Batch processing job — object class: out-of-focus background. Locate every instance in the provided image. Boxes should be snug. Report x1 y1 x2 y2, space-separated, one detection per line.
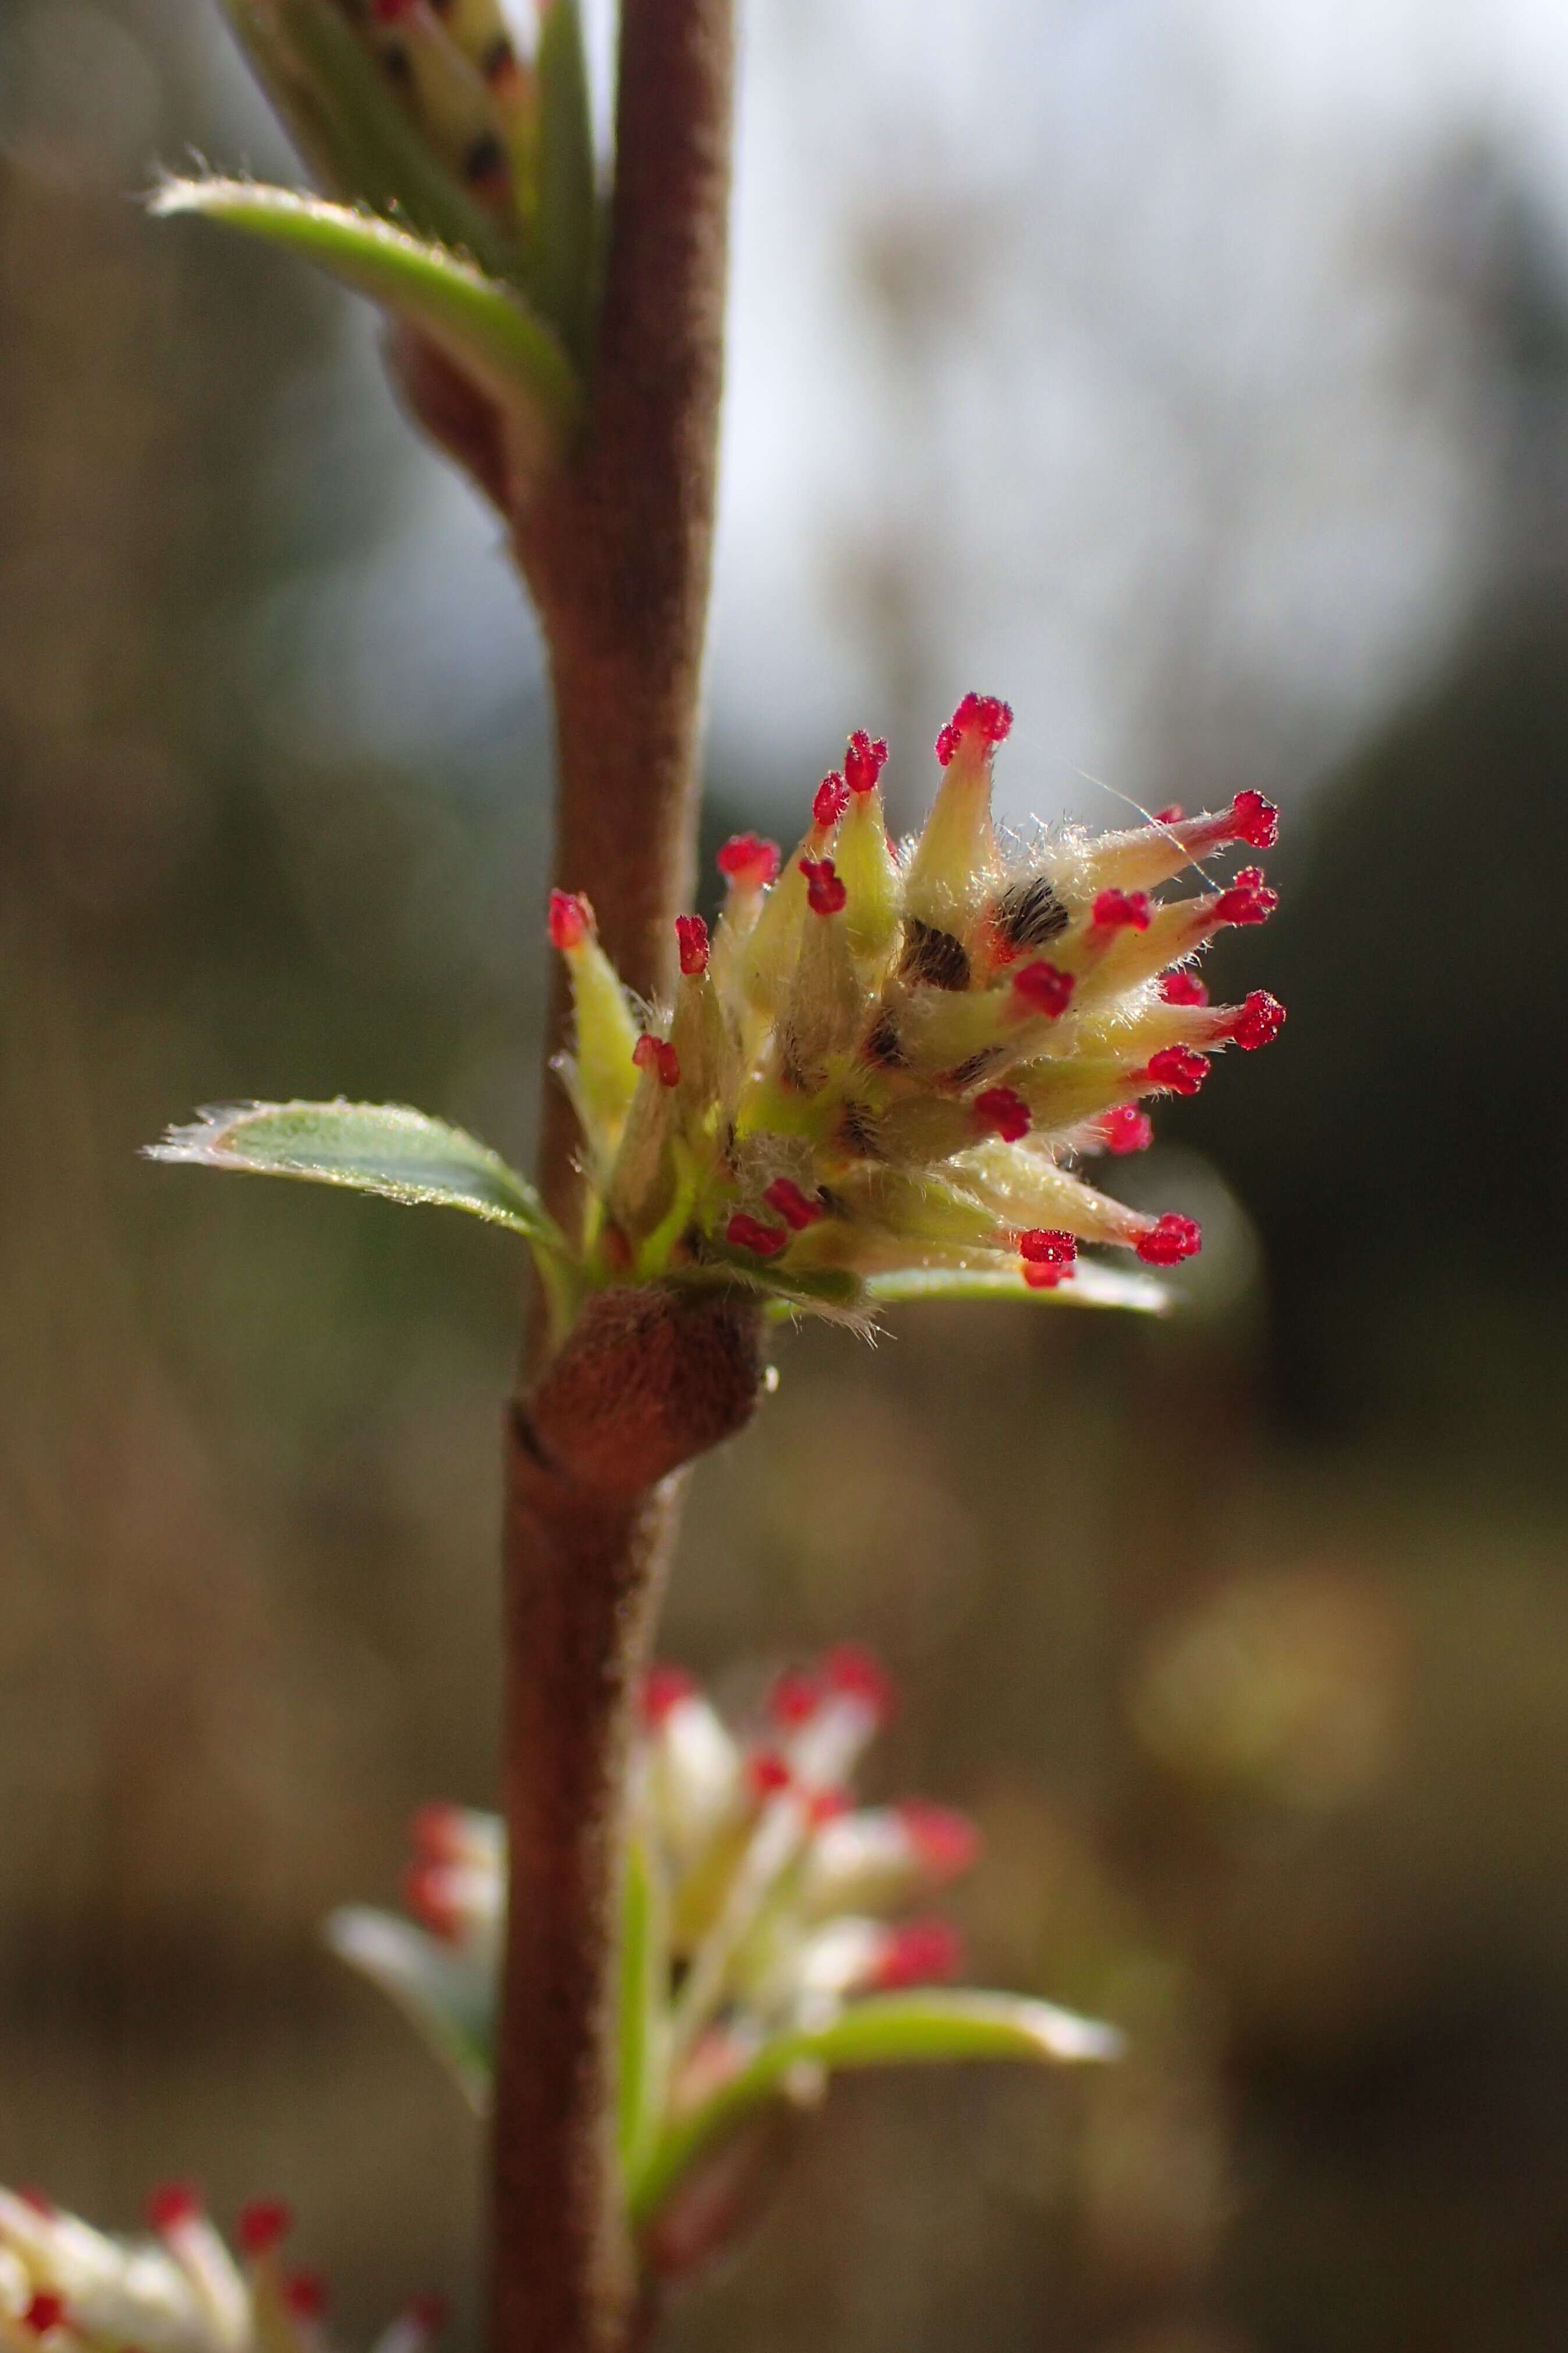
5 2 1568 2347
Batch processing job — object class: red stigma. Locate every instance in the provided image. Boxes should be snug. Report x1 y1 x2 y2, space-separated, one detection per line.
641 1665 697 1727
1160 968 1208 1006
410 1803 465 1861
16 2189 55 2217
807 1785 851 1828
373 0 419 18
1092 888 1152 932
717 832 781 889
547 889 593 952
1145 1045 1210 1096
1011 960 1075 1017
767 1666 823 1728
1135 1212 1202 1266
1099 1105 1153 1155
22 2297 66 2337
403 1860 461 1942
746 1748 794 1800
823 1644 897 1723
898 1800 981 1881
799 856 847 915
1213 865 1278 926
763 1177 824 1231
1229 789 1279 850
844 732 889 794
1019 1228 1077 1289
813 773 850 829
632 1034 681 1088
675 914 710 976
147 2183 202 2234
1154 803 1184 824
1228 989 1286 1050
725 1211 790 1258
409 2295 451 2336
283 2272 330 2322
973 1086 1030 1143
872 1917 964 1991
237 2200 293 2257
935 691 1013 766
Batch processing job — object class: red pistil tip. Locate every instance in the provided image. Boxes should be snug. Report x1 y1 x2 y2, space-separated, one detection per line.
237 2200 293 2258
1092 887 1152 932
768 1666 824 1728
1229 789 1279 850
1019 1228 1077 1289
799 856 848 915
844 731 889 794
373 0 418 19
147 2183 202 2234
1154 803 1184 824
403 1861 461 1942
807 1785 851 1827
823 1644 897 1723
640 1665 698 1727
1160 967 1208 1006
15 2189 55 2218
1135 1211 1203 1266
898 1800 981 1881
725 1211 790 1258
935 691 1014 766
763 1176 824 1231
283 2271 330 2322
1228 988 1286 1050
675 914 710 977
1145 1044 1210 1096
408 2295 450 2336
813 773 850 829
22 2297 66 2337
1213 865 1278 927
410 1802 465 1861
547 889 593 952
746 1748 794 1800
1099 1105 1153 1155
872 1917 965 1991
632 1034 681 1088
1012 960 1075 1017
973 1085 1030 1143
717 832 781 889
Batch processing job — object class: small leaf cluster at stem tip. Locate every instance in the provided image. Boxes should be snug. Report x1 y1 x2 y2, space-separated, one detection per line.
326 1645 1121 2277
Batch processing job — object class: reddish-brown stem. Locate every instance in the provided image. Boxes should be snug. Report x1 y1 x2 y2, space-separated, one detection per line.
486 5 744 2352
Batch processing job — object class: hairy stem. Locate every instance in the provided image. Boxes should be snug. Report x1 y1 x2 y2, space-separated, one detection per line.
489 5 741 2350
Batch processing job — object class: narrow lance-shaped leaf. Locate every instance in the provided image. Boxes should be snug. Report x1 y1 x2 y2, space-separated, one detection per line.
616 1832 668 2188
152 182 579 467
629 1989 1124 2224
863 1261 1170 1315
534 0 599 361
148 1100 565 1245
325 1907 491 2110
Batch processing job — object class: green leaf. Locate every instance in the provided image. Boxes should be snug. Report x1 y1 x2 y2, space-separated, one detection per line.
148 1099 567 1247
616 1833 668 2187
864 1260 1170 1314
152 181 578 461
630 1989 1123 2224
534 0 599 360
325 1907 491 2110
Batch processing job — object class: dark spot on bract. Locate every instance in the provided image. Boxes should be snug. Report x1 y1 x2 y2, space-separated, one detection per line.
462 133 507 188
837 1103 882 1157
944 1048 1004 1090
862 1009 906 1069
993 872 1068 951
482 33 516 81
901 918 971 991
